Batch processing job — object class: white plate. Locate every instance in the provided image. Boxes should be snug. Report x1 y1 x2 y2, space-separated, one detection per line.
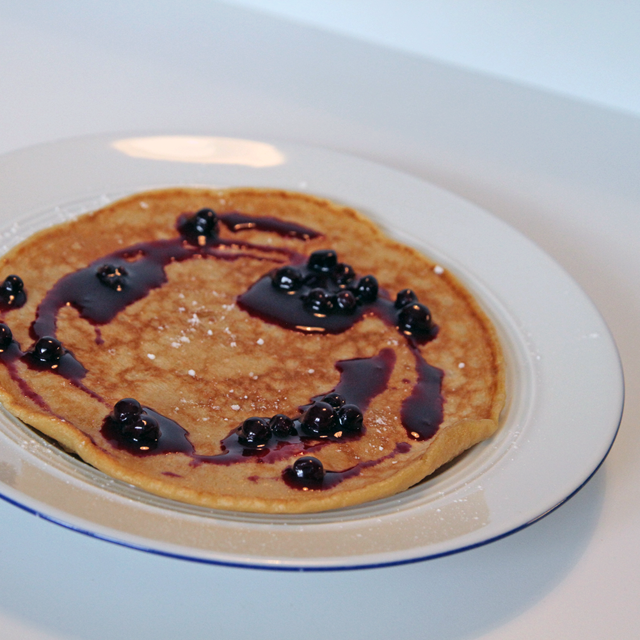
0 134 623 570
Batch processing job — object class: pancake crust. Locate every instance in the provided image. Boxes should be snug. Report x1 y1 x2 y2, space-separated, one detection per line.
0 188 505 513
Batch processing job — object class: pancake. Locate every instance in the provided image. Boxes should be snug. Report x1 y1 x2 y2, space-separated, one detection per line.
0 188 505 513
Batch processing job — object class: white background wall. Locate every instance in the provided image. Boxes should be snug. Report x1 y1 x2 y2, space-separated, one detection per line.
222 0 640 117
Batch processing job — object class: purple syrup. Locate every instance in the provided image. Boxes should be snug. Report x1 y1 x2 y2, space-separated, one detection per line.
2 335 90 396
283 441 412 490
219 212 322 240
237 271 371 334
1 204 448 492
196 348 397 466
0 340 69 415
0 210 321 437
333 348 396 411
0 340 22 365
237 261 438 343
0 290 26 312
30 238 287 341
401 344 444 440
101 407 195 456
24 349 87 380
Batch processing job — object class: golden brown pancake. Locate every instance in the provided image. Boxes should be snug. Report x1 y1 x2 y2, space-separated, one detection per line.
0 188 505 513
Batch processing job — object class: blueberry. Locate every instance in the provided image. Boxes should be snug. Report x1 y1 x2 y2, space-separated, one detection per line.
354 275 378 303
238 417 272 446
333 262 355 285
303 288 334 315
32 337 64 364
291 456 325 483
0 323 12 349
335 290 357 314
271 266 303 292
269 414 297 438
113 398 143 424
322 392 345 409
179 208 219 245
0 275 24 305
337 404 364 433
397 303 433 336
121 414 160 445
301 401 336 436
395 288 418 309
191 208 219 237
96 264 128 291
308 249 337 273
2 275 23 294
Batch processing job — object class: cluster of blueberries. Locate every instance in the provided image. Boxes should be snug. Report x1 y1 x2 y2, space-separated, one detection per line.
237 393 363 483
110 398 160 447
237 391 364 448
238 391 364 484
272 249 434 337
271 249 377 316
393 289 433 338
0 274 25 309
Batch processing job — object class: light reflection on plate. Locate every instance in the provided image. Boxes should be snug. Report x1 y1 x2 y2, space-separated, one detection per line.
0 134 623 570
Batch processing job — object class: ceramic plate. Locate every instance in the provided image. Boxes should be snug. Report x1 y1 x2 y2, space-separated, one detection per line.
0 134 623 570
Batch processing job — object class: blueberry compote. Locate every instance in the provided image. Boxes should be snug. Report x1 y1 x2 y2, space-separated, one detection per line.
237 250 384 334
237 250 439 343
24 336 87 379
400 343 445 441
283 442 412 491
1 201 451 497
102 398 194 455
30 208 313 344
197 348 404 490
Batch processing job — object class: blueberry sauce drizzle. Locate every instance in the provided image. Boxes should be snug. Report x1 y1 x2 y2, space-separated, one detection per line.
97 348 401 465
31 238 284 341
301 347 396 413
1 205 449 494
237 258 439 343
102 407 194 456
0 328 89 415
283 442 412 491
218 212 322 239
193 348 397 466
0 334 52 412
1 210 308 410
401 342 445 441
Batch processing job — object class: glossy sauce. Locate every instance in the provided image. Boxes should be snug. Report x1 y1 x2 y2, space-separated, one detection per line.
283 442 412 491
101 407 195 456
237 263 438 344
194 348 397 466
2 206 447 492
219 212 322 239
401 344 445 440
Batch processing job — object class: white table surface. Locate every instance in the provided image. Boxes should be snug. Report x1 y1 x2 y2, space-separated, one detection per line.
1 3 639 639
